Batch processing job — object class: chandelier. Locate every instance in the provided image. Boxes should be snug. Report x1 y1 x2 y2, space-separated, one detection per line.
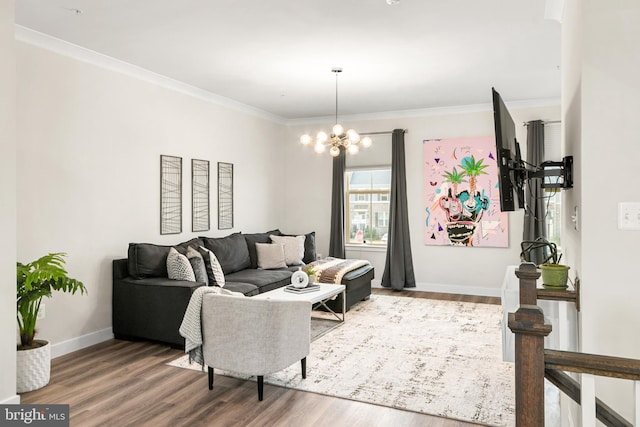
300 68 372 157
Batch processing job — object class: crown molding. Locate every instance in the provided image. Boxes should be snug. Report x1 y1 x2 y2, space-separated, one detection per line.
285 98 560 127
14 26 287 125
15 26 559 127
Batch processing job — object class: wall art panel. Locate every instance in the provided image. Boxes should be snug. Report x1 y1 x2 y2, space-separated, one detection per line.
423 137 508 247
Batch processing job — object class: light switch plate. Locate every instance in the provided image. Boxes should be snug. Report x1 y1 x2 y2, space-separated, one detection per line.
618 202 640 230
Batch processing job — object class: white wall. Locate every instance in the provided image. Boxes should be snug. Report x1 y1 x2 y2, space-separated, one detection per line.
16 42 286 349
285 103 560 294
0 0 18 405
565 0 640 421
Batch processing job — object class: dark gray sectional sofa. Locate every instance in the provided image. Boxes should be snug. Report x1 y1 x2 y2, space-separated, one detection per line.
112 230 374 348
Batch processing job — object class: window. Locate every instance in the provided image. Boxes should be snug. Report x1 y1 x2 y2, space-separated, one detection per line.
345 169 391 245
543 123 562 247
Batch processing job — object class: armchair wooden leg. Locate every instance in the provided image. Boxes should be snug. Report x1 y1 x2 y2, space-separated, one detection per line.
208 367 214 390
257 376 264 401
301 357 307 379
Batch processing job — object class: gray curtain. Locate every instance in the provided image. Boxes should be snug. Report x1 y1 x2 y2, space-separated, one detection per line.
523 120 547 263
329 147 345 258
382 129 416 289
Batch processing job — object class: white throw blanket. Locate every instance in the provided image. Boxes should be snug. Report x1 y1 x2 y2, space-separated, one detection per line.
179 286 243 368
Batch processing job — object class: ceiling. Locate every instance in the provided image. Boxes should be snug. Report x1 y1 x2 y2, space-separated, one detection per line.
15 0 561 121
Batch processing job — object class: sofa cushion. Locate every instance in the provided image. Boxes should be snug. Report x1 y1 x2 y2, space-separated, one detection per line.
256 243 287 269
175 237 204 254
223 281 259 297
186 247 208 285
224 269 292 293
128 243 172 279
244 229 282 269
270 235 305 266
127 239 205 280
167 248 196 282
201 233 251 274
284 231 317 263
198 246 226 287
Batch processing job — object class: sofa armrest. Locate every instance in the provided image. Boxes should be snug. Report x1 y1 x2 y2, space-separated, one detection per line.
112 259 204 347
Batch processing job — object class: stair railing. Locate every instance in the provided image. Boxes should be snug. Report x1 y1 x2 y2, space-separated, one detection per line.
508 263 640 426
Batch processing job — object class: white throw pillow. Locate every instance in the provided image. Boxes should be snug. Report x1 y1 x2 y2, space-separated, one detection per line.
256 243 287 269
167 247 196 282
270 235 305 266
199 246 226 287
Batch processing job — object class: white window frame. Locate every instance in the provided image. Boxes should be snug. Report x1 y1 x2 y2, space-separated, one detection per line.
345 167 391 246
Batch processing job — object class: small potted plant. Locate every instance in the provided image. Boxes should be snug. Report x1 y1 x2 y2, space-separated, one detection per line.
17 253 86 392
304 266 318 284
539 262 570 289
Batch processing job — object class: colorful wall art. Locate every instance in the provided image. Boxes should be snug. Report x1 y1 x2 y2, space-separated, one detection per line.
423 137 508 247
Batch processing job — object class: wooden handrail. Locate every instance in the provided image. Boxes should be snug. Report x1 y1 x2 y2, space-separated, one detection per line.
508 263 639 426
545 349 640 381
545 368 632 427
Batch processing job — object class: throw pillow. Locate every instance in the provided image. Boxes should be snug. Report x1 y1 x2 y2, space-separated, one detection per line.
270 235 305 266
284 231 317 263
255 243 287 269
200 233 250 274
166 247 196 282
199 246 226 287
243 229 282 269
186 247 209 285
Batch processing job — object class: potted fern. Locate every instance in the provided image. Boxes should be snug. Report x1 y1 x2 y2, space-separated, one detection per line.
16 253 86 392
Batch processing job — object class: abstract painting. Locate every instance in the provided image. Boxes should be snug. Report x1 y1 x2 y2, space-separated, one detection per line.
423 137 508 247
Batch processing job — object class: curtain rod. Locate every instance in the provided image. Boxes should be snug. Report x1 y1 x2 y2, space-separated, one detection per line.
359 129 408 136
523 120 561 126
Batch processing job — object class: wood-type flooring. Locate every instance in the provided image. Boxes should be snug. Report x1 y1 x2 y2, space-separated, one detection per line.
21 289 498 426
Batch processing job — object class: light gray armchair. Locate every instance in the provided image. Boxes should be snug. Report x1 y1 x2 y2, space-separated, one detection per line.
201 293 311 401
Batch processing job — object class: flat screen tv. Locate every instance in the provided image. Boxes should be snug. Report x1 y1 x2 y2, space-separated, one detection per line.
492 87 525 212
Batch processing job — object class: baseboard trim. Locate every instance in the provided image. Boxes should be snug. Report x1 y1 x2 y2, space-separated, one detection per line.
372 281 501 298
51 328 114 359
1 395 20 404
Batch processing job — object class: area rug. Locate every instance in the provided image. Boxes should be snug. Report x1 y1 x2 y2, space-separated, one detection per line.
168 294 515 426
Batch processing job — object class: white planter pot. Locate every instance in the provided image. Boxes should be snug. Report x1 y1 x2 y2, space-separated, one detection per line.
16 340 51 393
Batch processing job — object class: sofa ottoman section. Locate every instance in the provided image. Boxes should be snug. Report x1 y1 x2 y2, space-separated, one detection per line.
323 265 374 313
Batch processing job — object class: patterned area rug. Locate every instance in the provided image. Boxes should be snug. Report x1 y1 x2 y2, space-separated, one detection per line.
168 294 515 426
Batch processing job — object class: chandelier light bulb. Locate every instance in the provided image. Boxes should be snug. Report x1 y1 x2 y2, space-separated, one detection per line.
329 146 341 157
300 134 312 145
314 142 326 154
361 136 373 148
332 123 344 136
317 131 328 143
347 144 359 155
347 129 360 143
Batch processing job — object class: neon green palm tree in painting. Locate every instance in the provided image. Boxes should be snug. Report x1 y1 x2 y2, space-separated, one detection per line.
460 155 489 196
442 167 466 196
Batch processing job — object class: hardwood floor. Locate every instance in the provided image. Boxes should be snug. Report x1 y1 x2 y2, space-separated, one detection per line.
21 289 494 427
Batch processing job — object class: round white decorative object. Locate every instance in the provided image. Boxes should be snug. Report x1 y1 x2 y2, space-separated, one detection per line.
291 270 309 288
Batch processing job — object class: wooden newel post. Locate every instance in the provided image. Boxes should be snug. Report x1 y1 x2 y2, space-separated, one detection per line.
508 263 552 426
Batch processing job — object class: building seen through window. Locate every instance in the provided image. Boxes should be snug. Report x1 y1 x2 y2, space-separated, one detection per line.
345 169 391 245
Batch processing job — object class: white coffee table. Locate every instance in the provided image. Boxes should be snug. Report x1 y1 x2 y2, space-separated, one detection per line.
253 283 346 337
